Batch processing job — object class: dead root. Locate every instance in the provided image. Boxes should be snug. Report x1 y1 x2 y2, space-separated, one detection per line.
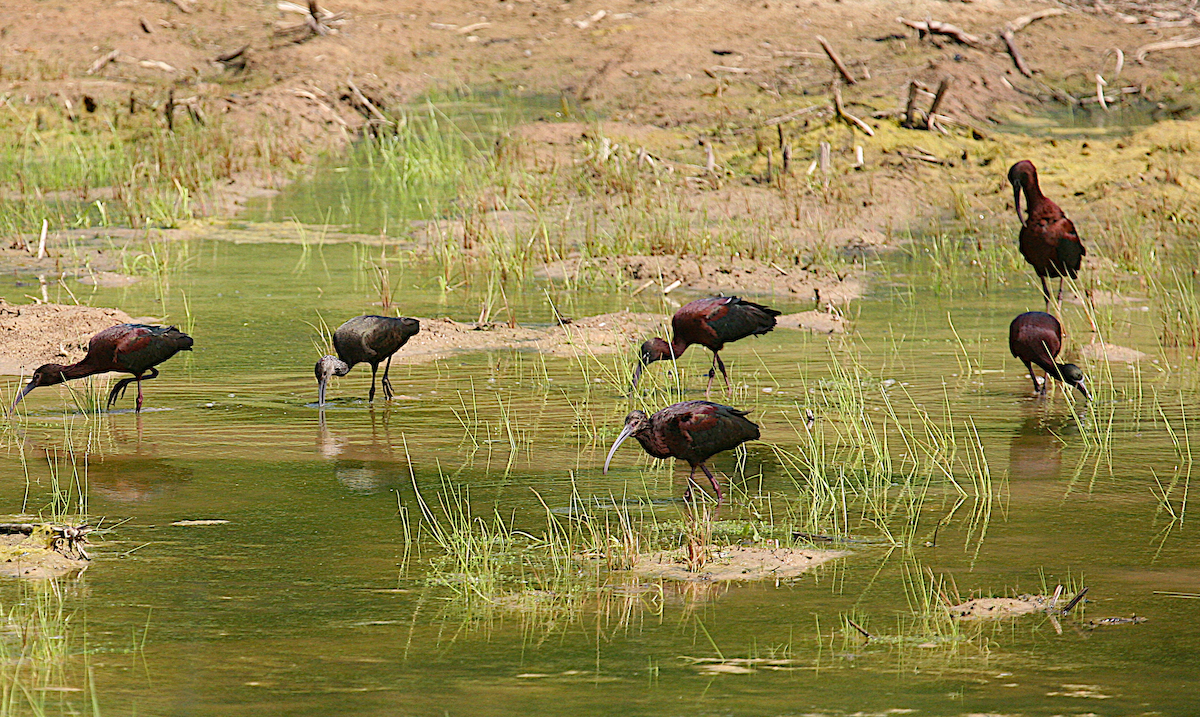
0 523 92 579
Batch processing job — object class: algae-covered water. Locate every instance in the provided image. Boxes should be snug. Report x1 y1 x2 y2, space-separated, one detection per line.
0 233 1197 716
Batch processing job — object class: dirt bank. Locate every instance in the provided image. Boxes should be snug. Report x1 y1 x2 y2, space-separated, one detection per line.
3 0 1198 249
0 300 133 376
538 255 861 302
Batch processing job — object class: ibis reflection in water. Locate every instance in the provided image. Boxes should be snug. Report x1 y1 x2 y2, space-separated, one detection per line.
315 315 420 406
604 400 760 505
8 323 193 415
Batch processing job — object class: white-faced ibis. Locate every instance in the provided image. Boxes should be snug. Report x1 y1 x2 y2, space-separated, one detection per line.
632 296 780 395
8 324 193 415
315 315 420 406
1009 311 1090 400
1008 160 1086 308
603 400 760 504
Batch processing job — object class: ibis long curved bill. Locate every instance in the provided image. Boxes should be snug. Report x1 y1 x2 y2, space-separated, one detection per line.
603 423 636 474
7 380 37 416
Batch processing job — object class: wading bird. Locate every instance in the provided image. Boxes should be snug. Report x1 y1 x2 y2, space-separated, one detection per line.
632 296 780 395
8 324 193 415
1008 160 1086 308
604 400 760 504
1009 311 1090 400
315 315 420 406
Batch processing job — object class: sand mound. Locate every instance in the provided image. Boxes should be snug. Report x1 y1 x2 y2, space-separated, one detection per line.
631 545 846 582
1078 342 1150 363
776 310 846 334
949 594 1062 620
538 255 861 302
0 300 133 377
394 311 662 364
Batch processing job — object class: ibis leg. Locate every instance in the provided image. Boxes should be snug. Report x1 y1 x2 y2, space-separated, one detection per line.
382 356 394 400
135 367 159 413
1028 363 1043 395
705 365 716 398
715 352 730 392
683 465 698 503
107 377 135 409
698 462 724 505
1057 277 1066 304
368 364 378 403
1040 276 1052 310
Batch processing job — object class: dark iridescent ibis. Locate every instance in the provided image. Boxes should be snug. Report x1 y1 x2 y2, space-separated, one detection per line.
1009 311 1090 400
1008 160 1086 308
632 296 780 395
603 400 760 504
8 324 193 415
315 315 420 406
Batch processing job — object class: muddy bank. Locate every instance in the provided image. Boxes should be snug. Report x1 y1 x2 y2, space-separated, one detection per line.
399 306 844 365
538 255 861 302
0 300 133 377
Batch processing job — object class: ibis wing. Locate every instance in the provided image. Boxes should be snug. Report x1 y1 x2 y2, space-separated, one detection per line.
661 401 759 463
704 297 780 343
112 325 193 373
1054 217 1085 276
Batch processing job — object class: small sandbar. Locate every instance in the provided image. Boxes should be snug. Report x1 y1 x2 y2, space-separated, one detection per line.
0 531 89 580
630 545 847 582
1078 342 1151 363
0 300 133 376
949 594 1061 620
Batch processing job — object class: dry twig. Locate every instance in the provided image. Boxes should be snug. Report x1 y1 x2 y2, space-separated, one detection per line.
815 35 856 85
897 17 983 47
832 86 875 136
1135 35 1200 63
999 9 1066 77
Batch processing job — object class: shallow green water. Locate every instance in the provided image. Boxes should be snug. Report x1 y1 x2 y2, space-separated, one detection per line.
1 234 1198 716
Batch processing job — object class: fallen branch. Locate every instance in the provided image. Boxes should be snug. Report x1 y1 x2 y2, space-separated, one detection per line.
293 89 350 127
1135 35 1200 64
999 9 1066 77
815 35 856 85
926 77 952 130
899 150 945 165
897 17 982 47
845 617 872 640
763 103 822 126
215 44 250 65
86 50 120 75
1062 586 1089 615
0 523 92 560
833 86 875 136
904 80 922 128
346 76 390 125
1007 8 1066 34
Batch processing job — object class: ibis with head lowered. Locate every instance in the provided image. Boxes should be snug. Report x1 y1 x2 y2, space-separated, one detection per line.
315 315 420 406
632 296 780 395
9 324 193 415
604 400 760 505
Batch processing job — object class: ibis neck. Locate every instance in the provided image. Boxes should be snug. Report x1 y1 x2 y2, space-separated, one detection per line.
666 338 689 359
61 357 106 381
1021 178 1045 207
634 430 672 460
